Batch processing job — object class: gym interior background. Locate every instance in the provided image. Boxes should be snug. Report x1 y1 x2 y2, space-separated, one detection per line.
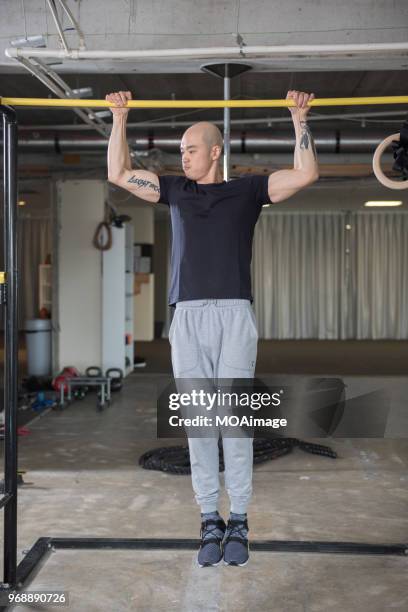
0 1 408 610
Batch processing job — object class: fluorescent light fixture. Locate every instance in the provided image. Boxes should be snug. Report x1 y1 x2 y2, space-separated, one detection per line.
18 200 26 206
364 201 403 207
10 35 46 48
94 110 112 119
72 87 94 98
262 203 271 208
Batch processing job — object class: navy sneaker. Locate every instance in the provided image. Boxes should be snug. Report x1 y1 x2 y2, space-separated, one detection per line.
197 513 227 567
223 518 249 566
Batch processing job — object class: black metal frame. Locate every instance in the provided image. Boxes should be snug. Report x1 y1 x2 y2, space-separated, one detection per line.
1 105 407 602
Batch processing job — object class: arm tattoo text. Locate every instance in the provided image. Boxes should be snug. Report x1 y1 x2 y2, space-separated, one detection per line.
127 176 160 193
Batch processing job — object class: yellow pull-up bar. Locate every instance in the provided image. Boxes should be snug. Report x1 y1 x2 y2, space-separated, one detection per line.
0 96 408 109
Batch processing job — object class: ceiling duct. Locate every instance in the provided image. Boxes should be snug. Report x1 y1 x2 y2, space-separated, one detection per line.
17 129 391 154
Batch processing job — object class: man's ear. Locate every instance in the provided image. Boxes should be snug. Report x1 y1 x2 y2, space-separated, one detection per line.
212 145 222 161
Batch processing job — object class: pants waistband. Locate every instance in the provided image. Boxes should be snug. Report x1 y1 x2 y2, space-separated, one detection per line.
175 298 251 309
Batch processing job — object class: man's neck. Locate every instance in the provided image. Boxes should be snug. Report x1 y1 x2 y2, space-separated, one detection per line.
196 167 223 184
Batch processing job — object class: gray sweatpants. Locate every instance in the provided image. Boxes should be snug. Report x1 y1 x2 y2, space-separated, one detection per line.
169 298 258 514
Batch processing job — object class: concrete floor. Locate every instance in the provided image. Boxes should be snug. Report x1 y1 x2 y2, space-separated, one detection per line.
1 372 408 611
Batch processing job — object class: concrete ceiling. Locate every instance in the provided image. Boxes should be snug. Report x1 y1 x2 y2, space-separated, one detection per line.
1 0 408 74
1 0 407 213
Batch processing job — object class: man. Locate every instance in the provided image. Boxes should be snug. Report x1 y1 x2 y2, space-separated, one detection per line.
106 88 319 567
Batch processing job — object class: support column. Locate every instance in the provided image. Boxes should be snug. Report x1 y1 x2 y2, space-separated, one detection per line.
223 67 231 181
1 104 18 588
201 63 252 181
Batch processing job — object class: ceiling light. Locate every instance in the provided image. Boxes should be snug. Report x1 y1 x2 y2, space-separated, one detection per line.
10 35 46 48
71 87 93 98
18 200 26 206
364 201 403 207
94 110 112 119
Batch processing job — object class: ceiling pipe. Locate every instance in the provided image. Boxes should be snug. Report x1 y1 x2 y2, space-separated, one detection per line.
56 0 86 50
16 129 390 153
17 110 408 132
6 42 408 61
45 0 70 53
10 56 109 137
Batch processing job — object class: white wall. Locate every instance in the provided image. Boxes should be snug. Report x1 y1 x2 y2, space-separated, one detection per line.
56 180 105 372
118 203 155 341
102 225 126 372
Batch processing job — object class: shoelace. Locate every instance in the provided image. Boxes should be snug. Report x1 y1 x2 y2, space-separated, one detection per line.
200 520 224 542
225 520 248 542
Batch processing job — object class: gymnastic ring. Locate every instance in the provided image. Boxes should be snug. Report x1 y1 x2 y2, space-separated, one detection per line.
372 133 408 190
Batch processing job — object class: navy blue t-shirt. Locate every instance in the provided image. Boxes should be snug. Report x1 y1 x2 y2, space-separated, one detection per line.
158 174 273 307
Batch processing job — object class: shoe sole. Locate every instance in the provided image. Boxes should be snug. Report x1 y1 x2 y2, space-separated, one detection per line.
223 559 249 566
197 557 223 568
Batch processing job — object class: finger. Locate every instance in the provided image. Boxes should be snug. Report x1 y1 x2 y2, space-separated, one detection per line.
124 91 132 100
114 93 123 106
288 92 298 109
287 94 295 109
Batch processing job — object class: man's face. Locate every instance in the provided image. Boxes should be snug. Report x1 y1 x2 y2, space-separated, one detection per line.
180 129 213 181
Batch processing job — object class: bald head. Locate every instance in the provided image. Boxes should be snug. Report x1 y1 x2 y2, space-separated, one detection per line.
182 122 223 152
180 121 223 182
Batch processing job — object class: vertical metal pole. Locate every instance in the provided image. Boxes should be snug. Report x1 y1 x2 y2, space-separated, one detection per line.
223 65 231 182
1 105 18 587
201 62 250 181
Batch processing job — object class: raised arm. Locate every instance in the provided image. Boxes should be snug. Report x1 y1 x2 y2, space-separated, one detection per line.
267 90 319 204
106 91 160 204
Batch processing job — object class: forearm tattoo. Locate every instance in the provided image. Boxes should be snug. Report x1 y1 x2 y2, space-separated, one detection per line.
127 175 160 193
299 121 317 161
